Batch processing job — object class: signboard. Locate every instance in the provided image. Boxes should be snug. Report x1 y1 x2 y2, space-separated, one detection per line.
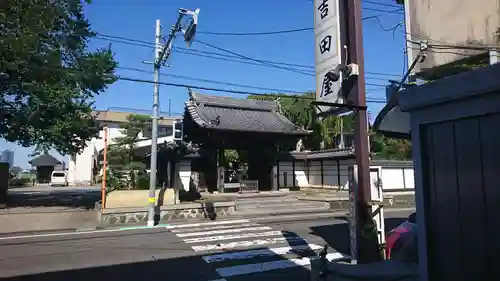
348 165 358 264
370 167 386 253
314 0 343 115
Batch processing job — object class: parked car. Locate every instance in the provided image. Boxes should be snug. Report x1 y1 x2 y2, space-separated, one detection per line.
386 212 417 259
50 171 68 186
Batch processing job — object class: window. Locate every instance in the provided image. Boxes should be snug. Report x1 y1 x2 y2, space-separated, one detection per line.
159 125 173 137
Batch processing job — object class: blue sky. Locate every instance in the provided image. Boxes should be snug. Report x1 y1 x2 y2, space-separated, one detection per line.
1 0 406 168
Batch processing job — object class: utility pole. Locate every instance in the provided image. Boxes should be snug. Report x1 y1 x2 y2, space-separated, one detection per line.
147 19 162 227
147 9 200 227
347 0 381 263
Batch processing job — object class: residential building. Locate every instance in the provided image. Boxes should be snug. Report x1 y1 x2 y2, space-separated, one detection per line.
403 0 499 79
67 109 180 185
0 150 14 169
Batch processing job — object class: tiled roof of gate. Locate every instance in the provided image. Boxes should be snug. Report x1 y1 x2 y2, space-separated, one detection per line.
29 154 61 167
184 90 310 135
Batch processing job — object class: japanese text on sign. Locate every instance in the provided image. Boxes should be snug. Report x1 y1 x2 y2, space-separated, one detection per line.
318 0 329 19
319 35 332 54
314 0 342 113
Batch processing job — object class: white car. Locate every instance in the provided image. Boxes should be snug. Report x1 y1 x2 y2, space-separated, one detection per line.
50 171 68 186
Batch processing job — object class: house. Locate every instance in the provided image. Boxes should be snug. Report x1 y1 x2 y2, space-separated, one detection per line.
67 109 180 185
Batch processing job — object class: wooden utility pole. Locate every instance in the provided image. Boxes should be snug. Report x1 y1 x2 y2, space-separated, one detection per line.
346 0 381 263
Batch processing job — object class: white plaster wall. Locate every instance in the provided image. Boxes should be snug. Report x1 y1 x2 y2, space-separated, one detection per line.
68 122 120 185
278 162 294 187
277 159 413 192
177 160 191 192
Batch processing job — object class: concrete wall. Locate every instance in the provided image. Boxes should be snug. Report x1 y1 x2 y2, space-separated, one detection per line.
278 159 414 192
176 160 191 192
407 0 500 73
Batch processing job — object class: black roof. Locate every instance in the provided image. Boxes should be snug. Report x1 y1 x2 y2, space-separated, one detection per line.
29 154 61 167
185 90 310 135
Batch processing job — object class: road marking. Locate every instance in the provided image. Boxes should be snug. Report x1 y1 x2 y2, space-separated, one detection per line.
202 244 324 263
182 230 285 243
215 252 345 277
171 223 260 233
191 237 306 252
165 219 250 230
0 225 169 241
176 226 272 237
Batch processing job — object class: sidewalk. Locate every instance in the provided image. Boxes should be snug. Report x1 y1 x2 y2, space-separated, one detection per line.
0 208 98 234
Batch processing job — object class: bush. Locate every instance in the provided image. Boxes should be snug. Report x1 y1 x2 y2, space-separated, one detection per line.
9 177 31 187
136 174 150 190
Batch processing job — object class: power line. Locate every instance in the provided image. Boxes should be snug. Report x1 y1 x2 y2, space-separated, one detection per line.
195 39 314 76
118 66 391 90
3 61 387 103
197 27 313 36
173 47 315 69
96 28 401 75
116 76 387 103
362 7 403 14
117 66 306 93
95 33 401 78
363 0 401 9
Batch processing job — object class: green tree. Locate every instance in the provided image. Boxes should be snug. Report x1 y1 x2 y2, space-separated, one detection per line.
247 92 342 150
0 0 118 155
107 114 151 189
371 133 412 160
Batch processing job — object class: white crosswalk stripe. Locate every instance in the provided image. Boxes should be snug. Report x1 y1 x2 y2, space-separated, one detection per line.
168 219 348 281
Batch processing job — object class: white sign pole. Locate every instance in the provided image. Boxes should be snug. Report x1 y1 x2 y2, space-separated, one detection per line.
314 0 343 115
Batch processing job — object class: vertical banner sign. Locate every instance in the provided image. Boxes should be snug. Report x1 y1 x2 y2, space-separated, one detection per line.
348 165 358 263
314 0 343 115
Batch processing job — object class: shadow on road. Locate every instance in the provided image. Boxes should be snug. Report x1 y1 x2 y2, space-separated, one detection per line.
3 253 219 281
3 190 100 210
309 217 409 256
2 232 317 281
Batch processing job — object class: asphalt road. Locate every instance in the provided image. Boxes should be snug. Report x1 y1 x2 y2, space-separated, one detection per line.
0 210 412 281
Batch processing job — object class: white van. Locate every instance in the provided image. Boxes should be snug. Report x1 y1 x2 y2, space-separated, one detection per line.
50 171 68 186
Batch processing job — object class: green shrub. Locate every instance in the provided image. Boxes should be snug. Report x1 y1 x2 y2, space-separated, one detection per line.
9 177 31 187
136 174 150 190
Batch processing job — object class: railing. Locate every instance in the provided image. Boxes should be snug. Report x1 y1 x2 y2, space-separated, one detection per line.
239 180 259 194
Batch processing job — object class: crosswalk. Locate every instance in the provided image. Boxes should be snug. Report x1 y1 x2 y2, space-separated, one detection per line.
166 219 347 281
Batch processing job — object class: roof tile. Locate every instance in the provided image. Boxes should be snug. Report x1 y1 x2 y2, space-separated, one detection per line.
185 91 309 135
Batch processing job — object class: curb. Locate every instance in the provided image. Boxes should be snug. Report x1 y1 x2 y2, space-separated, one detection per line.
0 224 173 240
